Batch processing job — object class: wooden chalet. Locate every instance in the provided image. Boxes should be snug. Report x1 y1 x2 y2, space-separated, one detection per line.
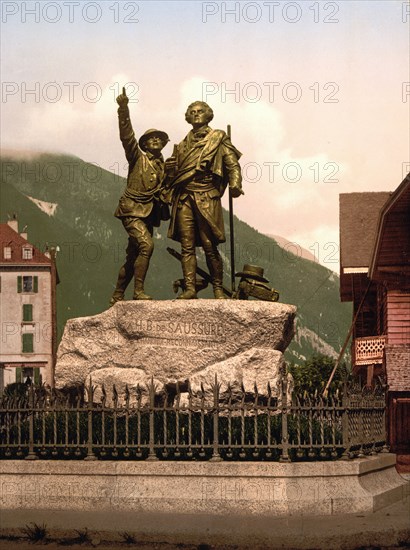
340 173 410 471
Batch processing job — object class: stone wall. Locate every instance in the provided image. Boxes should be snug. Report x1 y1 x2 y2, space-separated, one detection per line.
0 455 407 517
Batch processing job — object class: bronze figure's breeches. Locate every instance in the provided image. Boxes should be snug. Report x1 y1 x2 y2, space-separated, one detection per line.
122 216 154 259
111 216 154 302
176 195 224 295
177 195 220 259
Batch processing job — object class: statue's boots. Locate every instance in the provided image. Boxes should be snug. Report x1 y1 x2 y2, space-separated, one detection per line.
110 269 133 306
177 255 197 299
133 254 152 300
109 294 124 307
206 250 227 299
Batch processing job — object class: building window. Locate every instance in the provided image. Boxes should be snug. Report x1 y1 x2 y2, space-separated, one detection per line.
23 304 33 322
22 247 33 260
16 367 40 384
3 247 11 259
22 333 34 353
23 367 34 383
17 276 38 293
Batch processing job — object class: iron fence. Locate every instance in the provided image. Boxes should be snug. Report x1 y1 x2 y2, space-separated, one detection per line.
0 370 388 461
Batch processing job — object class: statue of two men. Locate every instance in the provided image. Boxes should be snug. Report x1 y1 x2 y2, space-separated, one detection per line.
110 89 243 304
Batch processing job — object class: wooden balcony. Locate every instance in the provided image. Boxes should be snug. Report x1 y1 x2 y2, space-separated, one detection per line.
354 336 386 367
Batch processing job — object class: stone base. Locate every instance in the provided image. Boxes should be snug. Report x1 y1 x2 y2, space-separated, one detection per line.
55 300 296 402
0 455 407 517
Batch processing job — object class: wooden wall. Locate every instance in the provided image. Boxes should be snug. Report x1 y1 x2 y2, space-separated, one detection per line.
386 291 410 344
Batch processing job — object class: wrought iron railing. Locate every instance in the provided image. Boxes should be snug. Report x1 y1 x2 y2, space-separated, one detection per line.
0 370 387 461
354 336 386 366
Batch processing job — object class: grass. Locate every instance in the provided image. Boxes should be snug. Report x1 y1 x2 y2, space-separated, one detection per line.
74 528 91 543
21 522 48 542
120 531 137 544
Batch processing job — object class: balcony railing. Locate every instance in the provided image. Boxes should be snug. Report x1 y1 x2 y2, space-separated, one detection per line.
354 336 386 366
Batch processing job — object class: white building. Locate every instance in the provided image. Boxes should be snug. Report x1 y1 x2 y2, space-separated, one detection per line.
0 218 58 390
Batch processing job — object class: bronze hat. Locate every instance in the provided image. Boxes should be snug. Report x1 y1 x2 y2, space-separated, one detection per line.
139 129 169 151
235 264 269 283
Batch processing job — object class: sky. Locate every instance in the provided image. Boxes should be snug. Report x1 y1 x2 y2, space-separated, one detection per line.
1 0 409 271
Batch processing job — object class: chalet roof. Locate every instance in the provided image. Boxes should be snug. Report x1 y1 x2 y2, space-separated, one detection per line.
0 223 51 266
339 192 391 270
369 174 410 280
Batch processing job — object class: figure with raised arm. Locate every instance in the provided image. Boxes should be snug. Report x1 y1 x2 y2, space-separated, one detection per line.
110 88 169 305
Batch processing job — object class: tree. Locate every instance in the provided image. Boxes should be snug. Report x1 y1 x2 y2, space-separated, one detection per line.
289 354 350 394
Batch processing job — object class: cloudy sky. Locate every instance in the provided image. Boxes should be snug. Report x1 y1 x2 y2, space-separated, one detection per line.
1 0 409 270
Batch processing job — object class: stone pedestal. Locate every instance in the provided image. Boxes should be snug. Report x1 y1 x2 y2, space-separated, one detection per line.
55 300 296 400
1 455 407 517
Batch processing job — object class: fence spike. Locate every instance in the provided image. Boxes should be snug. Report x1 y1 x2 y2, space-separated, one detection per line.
112 384 118 405
86 379 95 404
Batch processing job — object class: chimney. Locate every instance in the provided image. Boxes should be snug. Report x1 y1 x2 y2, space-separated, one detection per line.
7 219 18 232
20 232 28 240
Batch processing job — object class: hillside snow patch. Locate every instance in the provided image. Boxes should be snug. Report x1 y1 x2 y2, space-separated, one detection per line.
26 195 58 216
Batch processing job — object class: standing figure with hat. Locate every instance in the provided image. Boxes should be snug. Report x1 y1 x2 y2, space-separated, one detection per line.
110 87 170 305
164 101 243 299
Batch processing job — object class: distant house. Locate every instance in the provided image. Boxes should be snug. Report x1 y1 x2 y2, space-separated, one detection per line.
340 174 410 471
0 218 58 390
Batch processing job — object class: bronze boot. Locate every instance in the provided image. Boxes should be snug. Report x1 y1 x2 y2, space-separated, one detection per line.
110 265 134 306
177 255 197 299
109 293 124 307
133 254 152 300
207 251 227 299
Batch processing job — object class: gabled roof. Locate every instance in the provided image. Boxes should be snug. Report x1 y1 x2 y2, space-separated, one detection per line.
0 223 51 266
339 192 391 270
369 174 410 281
339 192 391 301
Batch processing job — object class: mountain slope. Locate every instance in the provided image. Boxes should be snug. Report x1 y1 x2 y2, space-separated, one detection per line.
1 152 352 364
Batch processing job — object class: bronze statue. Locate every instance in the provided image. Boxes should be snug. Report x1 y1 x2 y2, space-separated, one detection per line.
110 88 169 305
164 101 243 299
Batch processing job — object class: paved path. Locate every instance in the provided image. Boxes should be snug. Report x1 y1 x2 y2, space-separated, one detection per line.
1 490 409 550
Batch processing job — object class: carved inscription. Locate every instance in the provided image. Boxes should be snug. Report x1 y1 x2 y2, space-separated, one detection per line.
127 319 226 347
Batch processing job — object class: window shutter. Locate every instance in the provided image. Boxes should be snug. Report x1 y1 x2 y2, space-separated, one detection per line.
33 276 38 293
23 304 33 322
22 333 34 353
17 276 22 293
16 367 22 383
34 368 40 385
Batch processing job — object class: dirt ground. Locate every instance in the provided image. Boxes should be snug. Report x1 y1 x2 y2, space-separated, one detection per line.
1 541 410 550
1 492 409 550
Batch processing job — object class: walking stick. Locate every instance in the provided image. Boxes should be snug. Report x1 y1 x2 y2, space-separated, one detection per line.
227 124 236 293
